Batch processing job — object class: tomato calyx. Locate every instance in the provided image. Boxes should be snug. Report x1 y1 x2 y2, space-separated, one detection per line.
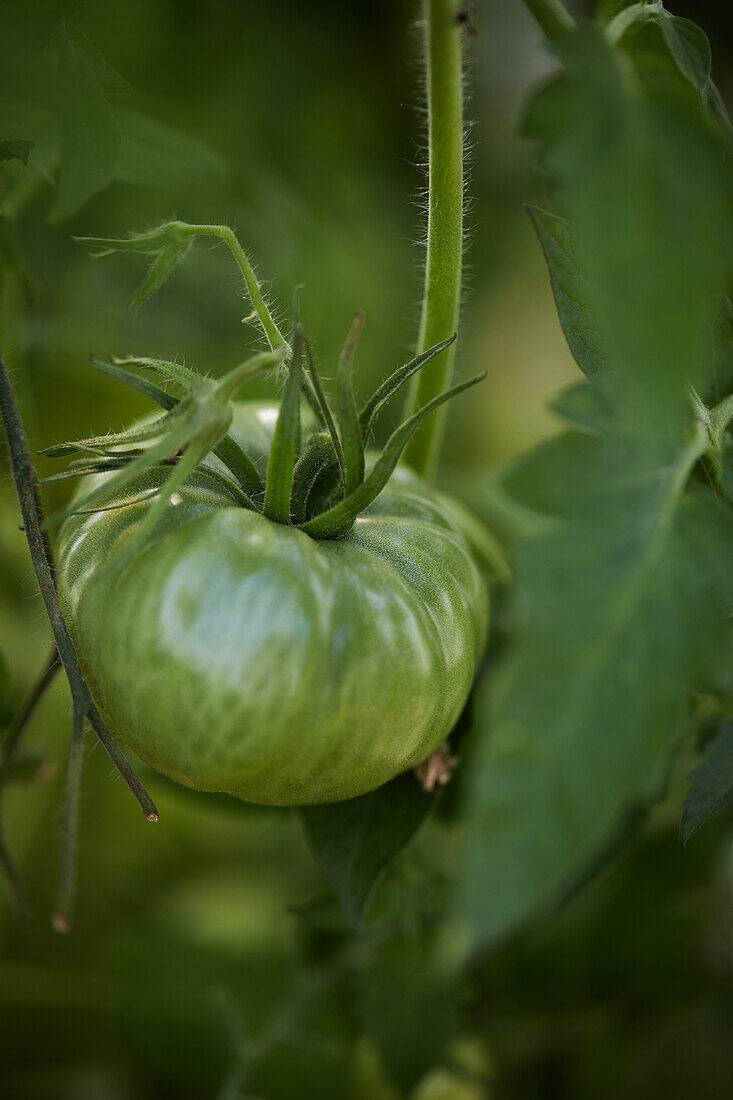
47 220 486 559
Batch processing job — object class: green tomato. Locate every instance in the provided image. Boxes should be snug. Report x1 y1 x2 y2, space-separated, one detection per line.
56 402 489 806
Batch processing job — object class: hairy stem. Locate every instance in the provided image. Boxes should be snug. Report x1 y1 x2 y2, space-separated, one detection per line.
521 0 574 38
404 0 465 480
193 225 289 353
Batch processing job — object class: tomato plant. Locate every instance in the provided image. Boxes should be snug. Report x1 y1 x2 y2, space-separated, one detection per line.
3 0 733 1094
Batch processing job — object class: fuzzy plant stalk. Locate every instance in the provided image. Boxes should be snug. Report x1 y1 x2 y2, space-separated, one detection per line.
404 0 466 480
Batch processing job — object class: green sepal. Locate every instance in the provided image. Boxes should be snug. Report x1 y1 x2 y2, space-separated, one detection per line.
263 336 303 524
43 351 278 552
91 356 265 496
111 355 204 394
213 435 264 499
39 414 173 458
304 337 346 480
102 439 245 574
40 456 173 484
290 433 339 526
359 335 456 440
90 357 178 411
301 371 486 539
336 312 366 495
288 299 322 423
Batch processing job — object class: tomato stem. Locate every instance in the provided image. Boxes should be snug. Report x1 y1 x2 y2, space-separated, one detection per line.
404 0 467 480
192 224 290 354
521 0 574 38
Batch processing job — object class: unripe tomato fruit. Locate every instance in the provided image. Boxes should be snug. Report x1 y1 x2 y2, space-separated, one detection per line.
56 402 488 806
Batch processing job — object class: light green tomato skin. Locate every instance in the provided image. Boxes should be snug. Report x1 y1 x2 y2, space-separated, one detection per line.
56 403 489 806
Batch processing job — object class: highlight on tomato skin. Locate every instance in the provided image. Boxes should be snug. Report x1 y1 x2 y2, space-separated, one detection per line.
54 396 492 806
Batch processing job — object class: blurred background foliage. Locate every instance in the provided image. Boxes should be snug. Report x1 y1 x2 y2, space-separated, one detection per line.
1 1 732 1096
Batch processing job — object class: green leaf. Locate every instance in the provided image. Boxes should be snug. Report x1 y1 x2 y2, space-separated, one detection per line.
48 24 121 222
129 239 191 310
74 223 194 308
300 773 432 929
59 25 131 96
357 926 463 1092
115 108 226 189
460 429 733 944
461 28 732 945
547 379 614 433
681 724 733 844
288 889 352 934
656 10 733 139
0 139 34 165
658 11 711 90
603 3 733 142
527 207 608 378
90 356 178 410
525 27 730 436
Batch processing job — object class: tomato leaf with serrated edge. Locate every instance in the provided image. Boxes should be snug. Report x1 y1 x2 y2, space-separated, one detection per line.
524 29 729 434
461 429 733 944
460 25 732 947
